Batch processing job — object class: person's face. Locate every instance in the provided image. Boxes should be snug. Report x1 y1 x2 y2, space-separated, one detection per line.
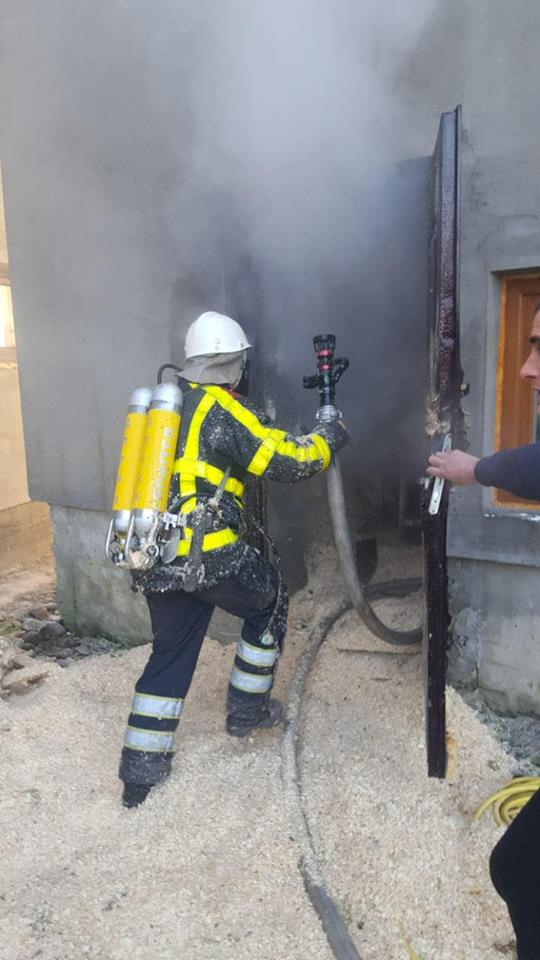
520 310 540 413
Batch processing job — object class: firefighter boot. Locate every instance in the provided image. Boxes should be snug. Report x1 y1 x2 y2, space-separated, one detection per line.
226 697 284 737
122 783 153 808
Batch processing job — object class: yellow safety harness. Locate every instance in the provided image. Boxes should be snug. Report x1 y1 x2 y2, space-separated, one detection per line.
172 391 239 557
172 384 332 557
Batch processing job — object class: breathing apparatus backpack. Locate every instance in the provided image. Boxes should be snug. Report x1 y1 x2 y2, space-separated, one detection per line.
105 372 187 571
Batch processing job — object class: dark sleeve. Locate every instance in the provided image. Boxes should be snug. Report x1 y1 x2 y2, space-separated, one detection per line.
474 444 540 502
209 388 348 483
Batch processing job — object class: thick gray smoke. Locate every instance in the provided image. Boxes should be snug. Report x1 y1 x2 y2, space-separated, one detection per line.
166 0 437 478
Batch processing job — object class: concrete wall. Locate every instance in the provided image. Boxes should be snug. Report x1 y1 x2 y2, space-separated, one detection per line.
51 505 151 644
0 2 432 509
52 504 244 645
448 559 540 715
444 3 540 715
0 1 433 635
2 0 540 710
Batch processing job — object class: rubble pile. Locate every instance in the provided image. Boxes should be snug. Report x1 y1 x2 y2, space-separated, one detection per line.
0 637 50 696
0 594 122 697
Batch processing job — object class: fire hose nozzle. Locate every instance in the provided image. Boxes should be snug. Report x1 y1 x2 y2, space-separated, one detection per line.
332 357 350 382
313 333 336 354
303 333 349 411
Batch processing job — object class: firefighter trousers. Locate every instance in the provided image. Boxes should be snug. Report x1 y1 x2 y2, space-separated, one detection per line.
119 547 288 786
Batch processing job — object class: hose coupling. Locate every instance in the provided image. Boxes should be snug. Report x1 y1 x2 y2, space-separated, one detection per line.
316 404 342 423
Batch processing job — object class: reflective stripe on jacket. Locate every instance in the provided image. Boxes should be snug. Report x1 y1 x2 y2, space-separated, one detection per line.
168 381 340 557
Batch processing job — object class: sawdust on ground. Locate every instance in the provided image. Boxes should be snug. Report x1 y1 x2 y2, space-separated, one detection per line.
1 623 332 960
300 540 516 960
1 539 518 960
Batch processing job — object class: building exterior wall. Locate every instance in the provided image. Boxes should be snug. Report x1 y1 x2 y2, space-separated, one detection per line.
442 3 540 715
51 505 151 644
0 1 432 638
1 1 540 710
1 180 28 514
0 345 28 511
52 504 243 646
0 172 53 575
0 329 53 576
448 559 540 716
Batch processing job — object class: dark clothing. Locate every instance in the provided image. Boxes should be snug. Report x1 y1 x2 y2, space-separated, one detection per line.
489 789 540 960
475 441 540 957
133 380 347 595
475 443 540 501
120 544 288 786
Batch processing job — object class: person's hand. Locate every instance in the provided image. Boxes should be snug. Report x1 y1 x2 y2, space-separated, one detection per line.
427 450 480 485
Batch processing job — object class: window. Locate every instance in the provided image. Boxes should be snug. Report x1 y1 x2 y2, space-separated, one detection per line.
494 271 540 509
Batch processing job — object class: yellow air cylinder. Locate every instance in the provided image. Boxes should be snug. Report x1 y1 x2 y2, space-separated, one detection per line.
112 387 153 533
132 382 183 538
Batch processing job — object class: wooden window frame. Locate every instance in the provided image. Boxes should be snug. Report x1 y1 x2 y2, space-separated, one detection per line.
494 271 540 509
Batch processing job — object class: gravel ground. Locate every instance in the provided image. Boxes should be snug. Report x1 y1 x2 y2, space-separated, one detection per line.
0 615 333 960
0 538 520 960
299 546 517 960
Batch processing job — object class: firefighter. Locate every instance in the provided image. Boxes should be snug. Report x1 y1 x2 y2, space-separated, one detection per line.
120 311 348 808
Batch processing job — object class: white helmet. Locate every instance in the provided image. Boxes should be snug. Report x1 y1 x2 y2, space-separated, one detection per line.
184 311 252 359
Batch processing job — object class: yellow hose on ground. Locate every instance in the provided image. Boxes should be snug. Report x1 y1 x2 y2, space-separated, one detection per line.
392 778 540 959
474 777 540 827
401 939 422 960
397 923 423 959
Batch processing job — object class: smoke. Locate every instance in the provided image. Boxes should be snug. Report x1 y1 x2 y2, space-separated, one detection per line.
165 0 437 478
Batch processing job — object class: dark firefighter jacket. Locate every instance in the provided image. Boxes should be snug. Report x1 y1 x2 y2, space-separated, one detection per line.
133 379 348 594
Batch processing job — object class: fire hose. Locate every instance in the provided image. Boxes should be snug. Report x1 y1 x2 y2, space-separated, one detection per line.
282 580 422 960
474 777 540 827
304 335 423 646
281 336 425 960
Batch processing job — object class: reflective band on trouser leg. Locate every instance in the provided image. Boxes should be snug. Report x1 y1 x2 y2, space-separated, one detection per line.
229 666 273 694
236 639 279 669
131 692 183 719
124 726 176 753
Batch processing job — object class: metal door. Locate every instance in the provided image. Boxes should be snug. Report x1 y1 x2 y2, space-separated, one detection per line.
422 105 467 778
